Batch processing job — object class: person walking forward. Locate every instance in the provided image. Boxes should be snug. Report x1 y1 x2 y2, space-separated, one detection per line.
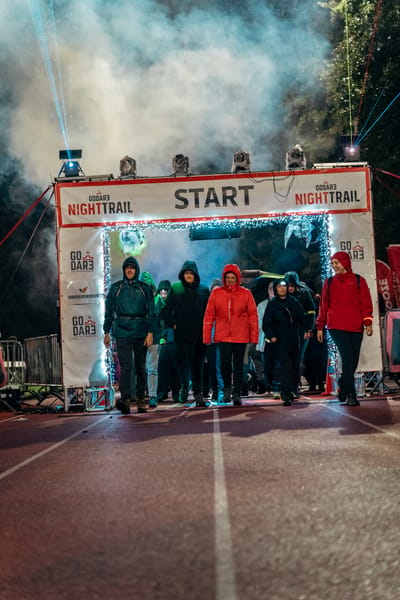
160 260 210 407
316 251 373 406
203 264 258 406
103 256 155 414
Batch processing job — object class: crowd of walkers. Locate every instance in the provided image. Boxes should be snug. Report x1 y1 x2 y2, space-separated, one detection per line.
103 251 373 413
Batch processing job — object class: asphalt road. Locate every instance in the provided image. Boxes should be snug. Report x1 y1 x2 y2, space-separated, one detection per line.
1 395 400 600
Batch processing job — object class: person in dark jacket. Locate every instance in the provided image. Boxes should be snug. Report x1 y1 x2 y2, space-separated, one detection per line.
156 280 180 404
203 264 258 406
262 279 308 406
316 251 373 406
284 271 316 397
103 256 155 414
160 260 210 407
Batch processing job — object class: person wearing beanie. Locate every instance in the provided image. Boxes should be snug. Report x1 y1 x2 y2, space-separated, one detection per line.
103 256 156 414
160 260 210 407
157 280 171 295
284 270 316 397
316 251 373 406
203 264 259 406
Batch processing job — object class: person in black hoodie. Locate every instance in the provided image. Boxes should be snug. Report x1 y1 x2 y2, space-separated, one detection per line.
262 279 307 406
284 271 316 397
160 260 210 407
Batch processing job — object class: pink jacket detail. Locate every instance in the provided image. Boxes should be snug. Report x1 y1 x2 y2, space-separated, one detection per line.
203 264 259 344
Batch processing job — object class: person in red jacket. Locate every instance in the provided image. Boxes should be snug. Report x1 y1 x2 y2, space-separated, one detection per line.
203 264 259 406
316 251 373 406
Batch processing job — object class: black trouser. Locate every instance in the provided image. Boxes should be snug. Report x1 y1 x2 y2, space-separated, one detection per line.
116 336 147 400
329 329 363 400
157 342 180 398
176 337 206 395
276 345 299 402
219 342 247 395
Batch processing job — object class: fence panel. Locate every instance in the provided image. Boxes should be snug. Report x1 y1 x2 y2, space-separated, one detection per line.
24 335 62 385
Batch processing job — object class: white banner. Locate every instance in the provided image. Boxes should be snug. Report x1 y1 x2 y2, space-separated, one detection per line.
328 212 382 371
56 167 371 228
56 166 381 389
61 303 107 387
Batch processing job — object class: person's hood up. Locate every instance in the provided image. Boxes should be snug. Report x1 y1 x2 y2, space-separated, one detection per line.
122 256 140 280
178 260 200 284
140 271 156 291
222 264 241 288
273 278 289 297
331 251 352 272
210 278 222 291
284 271 301 287
157 279 171 293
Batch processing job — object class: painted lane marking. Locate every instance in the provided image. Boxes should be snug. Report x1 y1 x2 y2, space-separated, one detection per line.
0 415 109 481
327 404 400 439
213 409 238 600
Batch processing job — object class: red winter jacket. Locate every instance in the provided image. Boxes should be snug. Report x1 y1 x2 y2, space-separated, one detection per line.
203 264 259 344
316 271 373 333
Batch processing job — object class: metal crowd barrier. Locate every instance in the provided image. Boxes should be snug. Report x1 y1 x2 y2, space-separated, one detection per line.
0 338 26 387
24 334 62 385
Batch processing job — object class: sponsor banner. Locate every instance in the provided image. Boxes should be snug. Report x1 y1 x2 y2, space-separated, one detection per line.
330 213 382 372
61 278 104 305
59 227 103 274
61 303 107 387
386 245 400 308
376 259 396 311
56 167 371 228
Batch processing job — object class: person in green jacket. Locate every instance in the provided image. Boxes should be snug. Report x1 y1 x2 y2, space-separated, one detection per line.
103 256 155 414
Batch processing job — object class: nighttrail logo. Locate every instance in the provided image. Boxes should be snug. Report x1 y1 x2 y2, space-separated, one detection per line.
174 185 254 209
72 315 97 337
68 190 133 216
70 251 94 271
295 180 360 206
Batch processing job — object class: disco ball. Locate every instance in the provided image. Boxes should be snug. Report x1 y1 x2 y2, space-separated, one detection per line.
119 229 147 254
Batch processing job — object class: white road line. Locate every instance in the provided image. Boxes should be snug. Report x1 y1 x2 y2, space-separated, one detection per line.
327 404 400 439
213 409 238 600
0 414 109 481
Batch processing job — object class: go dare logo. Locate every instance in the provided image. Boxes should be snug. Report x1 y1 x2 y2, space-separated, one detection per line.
340 240 365 261
72 315 97 337
70 250 94 272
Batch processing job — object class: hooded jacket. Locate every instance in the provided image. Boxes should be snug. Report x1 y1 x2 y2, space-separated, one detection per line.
284 271 316 332
316 253 373 332
262 280 307 352
160 260 210 343
103 256 156 338
203 264 259 344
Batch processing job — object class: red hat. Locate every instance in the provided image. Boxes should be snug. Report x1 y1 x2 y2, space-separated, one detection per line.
331 251 352 272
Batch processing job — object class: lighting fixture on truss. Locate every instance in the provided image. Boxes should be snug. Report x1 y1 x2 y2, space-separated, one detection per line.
172 154 190 176
285 145 306 170
231 151 250 173
119 155 137 178
58 149 84 178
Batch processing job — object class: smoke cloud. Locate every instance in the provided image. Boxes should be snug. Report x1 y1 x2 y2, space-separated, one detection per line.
0 0 330 337
1 0 330 184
